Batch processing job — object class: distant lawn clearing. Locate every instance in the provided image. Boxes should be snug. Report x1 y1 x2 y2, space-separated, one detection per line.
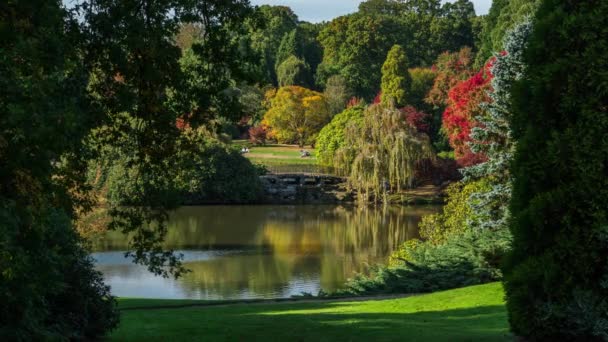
111 283 510 341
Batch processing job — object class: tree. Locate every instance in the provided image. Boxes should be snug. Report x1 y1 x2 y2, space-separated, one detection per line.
381 45 411 107
475 0 539 67
463 21 532 231
1 0 255 338
317 14 405 99
275 29 303 70
324 75 353 115
442 59 494 166
316 105 365 166
504 0 608 339
247 5 298 85
276 55 311 87
426 47 475 108
263 86 331 147
334 104 434 200
0 1 118 338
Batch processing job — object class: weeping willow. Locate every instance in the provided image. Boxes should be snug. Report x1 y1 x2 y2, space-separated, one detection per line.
334 104 434 201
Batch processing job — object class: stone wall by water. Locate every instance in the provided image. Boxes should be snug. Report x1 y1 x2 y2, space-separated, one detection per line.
259 174 354 204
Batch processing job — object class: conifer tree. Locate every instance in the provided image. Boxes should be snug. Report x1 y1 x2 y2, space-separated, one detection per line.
505 0 608 338
381 45 411 107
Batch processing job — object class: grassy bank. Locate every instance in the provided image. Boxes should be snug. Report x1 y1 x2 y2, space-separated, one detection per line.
111 283 510 341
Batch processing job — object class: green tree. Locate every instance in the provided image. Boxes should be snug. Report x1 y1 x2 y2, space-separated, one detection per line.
276 55 312 87
317 14 406 99
324 75 353 115
316 105 365 166
381 45 411 107
247 5 298 85
334 104 435 200
275 29 303 70
505 0 608 338
475 0 539 66
0 0 255 338
464 21 532 231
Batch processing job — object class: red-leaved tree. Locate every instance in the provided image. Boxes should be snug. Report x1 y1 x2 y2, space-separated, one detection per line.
442 58 495 166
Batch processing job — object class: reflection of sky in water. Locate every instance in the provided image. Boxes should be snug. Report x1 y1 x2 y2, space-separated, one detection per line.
92 205 441 300
93 250 321 300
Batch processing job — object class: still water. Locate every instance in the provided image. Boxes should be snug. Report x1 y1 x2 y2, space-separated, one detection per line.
92 205 440 300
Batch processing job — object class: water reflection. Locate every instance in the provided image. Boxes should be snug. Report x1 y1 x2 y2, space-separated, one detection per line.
92 205 440 299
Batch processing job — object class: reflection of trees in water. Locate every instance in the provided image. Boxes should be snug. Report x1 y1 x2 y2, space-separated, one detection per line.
93 205 441 297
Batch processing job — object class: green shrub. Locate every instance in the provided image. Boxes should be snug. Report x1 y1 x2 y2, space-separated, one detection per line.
504 0 608 339
315 105 365 166
418 180 490 245
339 228 511 296
0 203 119 340
175 129 263 204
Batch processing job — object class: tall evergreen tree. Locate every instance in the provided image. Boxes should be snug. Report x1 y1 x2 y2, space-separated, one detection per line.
275 29 302 71
381 45 411 107
464 21 533 230
504 0 608 339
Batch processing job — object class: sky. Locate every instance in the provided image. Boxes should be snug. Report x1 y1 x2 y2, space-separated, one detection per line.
250 0 492 23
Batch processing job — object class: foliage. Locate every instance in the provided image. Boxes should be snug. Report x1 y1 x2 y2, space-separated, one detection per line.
463 21 532 231
316 14 404 99
324 75 353 115
316 105 365 166
317 1 477 99
0 0 121 338
380 45 411 107
504 0 608 339
263 86 331 147
408 67 437 111
238 84 266 125
401 106 431 134
248 126 268 145
1 0 256 337
418 180 490 246
341 228 511 296
175 130 262 204
247 5 298 85
475 0 539 67
334 104 434 200
442 59 494 166
425 47 474 108
275 29 303 70
276 55 312 87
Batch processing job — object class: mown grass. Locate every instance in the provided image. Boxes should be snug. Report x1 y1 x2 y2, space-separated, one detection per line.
111 283 510 341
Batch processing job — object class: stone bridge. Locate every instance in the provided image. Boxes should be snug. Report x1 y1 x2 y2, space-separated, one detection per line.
259 173 353 204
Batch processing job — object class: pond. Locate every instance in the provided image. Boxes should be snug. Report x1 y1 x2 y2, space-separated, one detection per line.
92 205 441 300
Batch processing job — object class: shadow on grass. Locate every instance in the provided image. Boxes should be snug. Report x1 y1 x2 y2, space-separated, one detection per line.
114 302 510 341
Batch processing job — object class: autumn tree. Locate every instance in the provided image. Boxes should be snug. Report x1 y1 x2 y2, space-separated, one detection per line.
381 45 411 107
442 59 494 166
263 86 331 147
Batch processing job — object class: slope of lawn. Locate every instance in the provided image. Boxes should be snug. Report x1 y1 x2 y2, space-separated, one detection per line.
111 282 510 341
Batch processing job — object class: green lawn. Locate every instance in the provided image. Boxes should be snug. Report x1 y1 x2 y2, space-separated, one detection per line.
111 283 510 341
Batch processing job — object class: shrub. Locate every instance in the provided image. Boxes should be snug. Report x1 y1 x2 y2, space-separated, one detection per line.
338 227 511 296
175 129 263 204
248 126 267 145
418 180 491 245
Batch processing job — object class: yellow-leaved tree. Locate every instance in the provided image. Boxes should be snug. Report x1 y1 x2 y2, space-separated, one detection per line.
263 86 331 147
